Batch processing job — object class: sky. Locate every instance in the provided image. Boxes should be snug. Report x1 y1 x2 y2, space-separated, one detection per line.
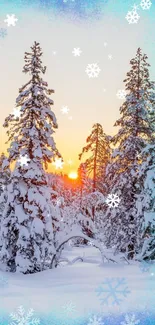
0 0 155 175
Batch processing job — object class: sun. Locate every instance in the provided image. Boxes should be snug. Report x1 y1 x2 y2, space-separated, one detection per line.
68 171 78 179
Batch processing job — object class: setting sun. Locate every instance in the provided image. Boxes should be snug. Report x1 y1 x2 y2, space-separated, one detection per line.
68 171 78 180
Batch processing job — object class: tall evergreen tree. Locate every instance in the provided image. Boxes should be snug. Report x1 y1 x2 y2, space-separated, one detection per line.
79 123 111 220
79 124 111 191
103 48 155 259
0 41 61 273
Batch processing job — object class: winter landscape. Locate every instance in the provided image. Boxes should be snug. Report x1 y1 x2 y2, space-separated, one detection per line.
0 0 155 324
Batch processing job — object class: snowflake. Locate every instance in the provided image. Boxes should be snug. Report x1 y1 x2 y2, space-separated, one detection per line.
121 313 140 325
95 278 130 305
108 54 112 60
85 63 101 78
53 158 64 169
87 315 103 325
125 10 140 24
67 159 73 165
116 89 127 100
18 155 30 167
0 28 7 38
105 194 120 208
62 302 76 317
72 48 82 57
68 116 73 120
0 274 8 288
140 0 152 10
4 14 18 27
12 108 21 118
61 106 70 114
88 240 94 246
9 305 40 325
104 42 107 47
139 261 155 275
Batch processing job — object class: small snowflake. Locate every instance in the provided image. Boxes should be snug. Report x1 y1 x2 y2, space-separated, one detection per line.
53 158 64 169
139 261 155 275
0 274 8 288
108 54 112 60
104 42 107 47
72 48 82 57
61 106 70 114
96 278 130 305
87 315 103 325
105 194 120 208
86 63 101 78
52 51 57 55
0 28 7 38
12 108 21 118
116 89 127 100
18 154 30 167
88 240 94 246
67 159 73 165
126 10 140 24
4 14 18 27
9 305 40 325
121 313 140 325
68 116 73 120
140 0 152 10
62 301 76 317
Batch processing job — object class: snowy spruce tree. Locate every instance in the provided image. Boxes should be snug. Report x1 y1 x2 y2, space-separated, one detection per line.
103 48 155 259
0 41 62 273
0 153 10 247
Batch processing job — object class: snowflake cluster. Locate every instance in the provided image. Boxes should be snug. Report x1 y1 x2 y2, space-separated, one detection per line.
9 306 40 325
126 1 152 24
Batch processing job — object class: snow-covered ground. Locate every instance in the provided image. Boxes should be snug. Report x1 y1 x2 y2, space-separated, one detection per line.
0 246 155 324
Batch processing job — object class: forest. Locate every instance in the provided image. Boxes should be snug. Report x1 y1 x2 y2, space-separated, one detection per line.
0 42 155 275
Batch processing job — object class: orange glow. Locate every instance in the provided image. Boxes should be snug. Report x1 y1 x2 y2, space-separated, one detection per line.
68 171 78 179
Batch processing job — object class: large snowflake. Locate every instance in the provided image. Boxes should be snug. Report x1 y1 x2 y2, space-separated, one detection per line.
121 314 140 325
105 194 120 208
96 278 130 305
125 10 140 24
0 28 7 38
87 315 103 325
9 306 40 325
140 0 152 10
85 63 101 78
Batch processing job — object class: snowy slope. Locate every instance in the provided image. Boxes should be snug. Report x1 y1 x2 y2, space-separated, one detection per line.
0 246 154 324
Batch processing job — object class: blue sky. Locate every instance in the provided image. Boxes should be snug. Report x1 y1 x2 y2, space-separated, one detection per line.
0 0 155 174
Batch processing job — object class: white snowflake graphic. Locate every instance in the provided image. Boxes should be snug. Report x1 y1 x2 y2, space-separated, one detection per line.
12 108 21 119
0 28 7 38
104 42 107 47
61 106 70 114
62 301 76 317
18 155 30 167
52 51 57 55
125 9 140 24
105 194 120 208
140 0 152 10
4 14 18 27
116 89 127 100
85 63 101 78
68 116 73 120
9 305 40 325
88 240 94 246
87 315 103 325
67 159 73 165
96 278 130 305
108 54 113 60
121 313 140 325
53 158 64 169
72 48 82 57
0 274 8 287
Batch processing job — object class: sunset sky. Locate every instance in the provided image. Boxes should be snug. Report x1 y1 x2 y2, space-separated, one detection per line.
0 0 155 175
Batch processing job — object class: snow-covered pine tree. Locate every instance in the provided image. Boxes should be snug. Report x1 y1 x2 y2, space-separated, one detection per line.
0 153 10 247
103 48 155 259
138 144 155 261
0 41 62 273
